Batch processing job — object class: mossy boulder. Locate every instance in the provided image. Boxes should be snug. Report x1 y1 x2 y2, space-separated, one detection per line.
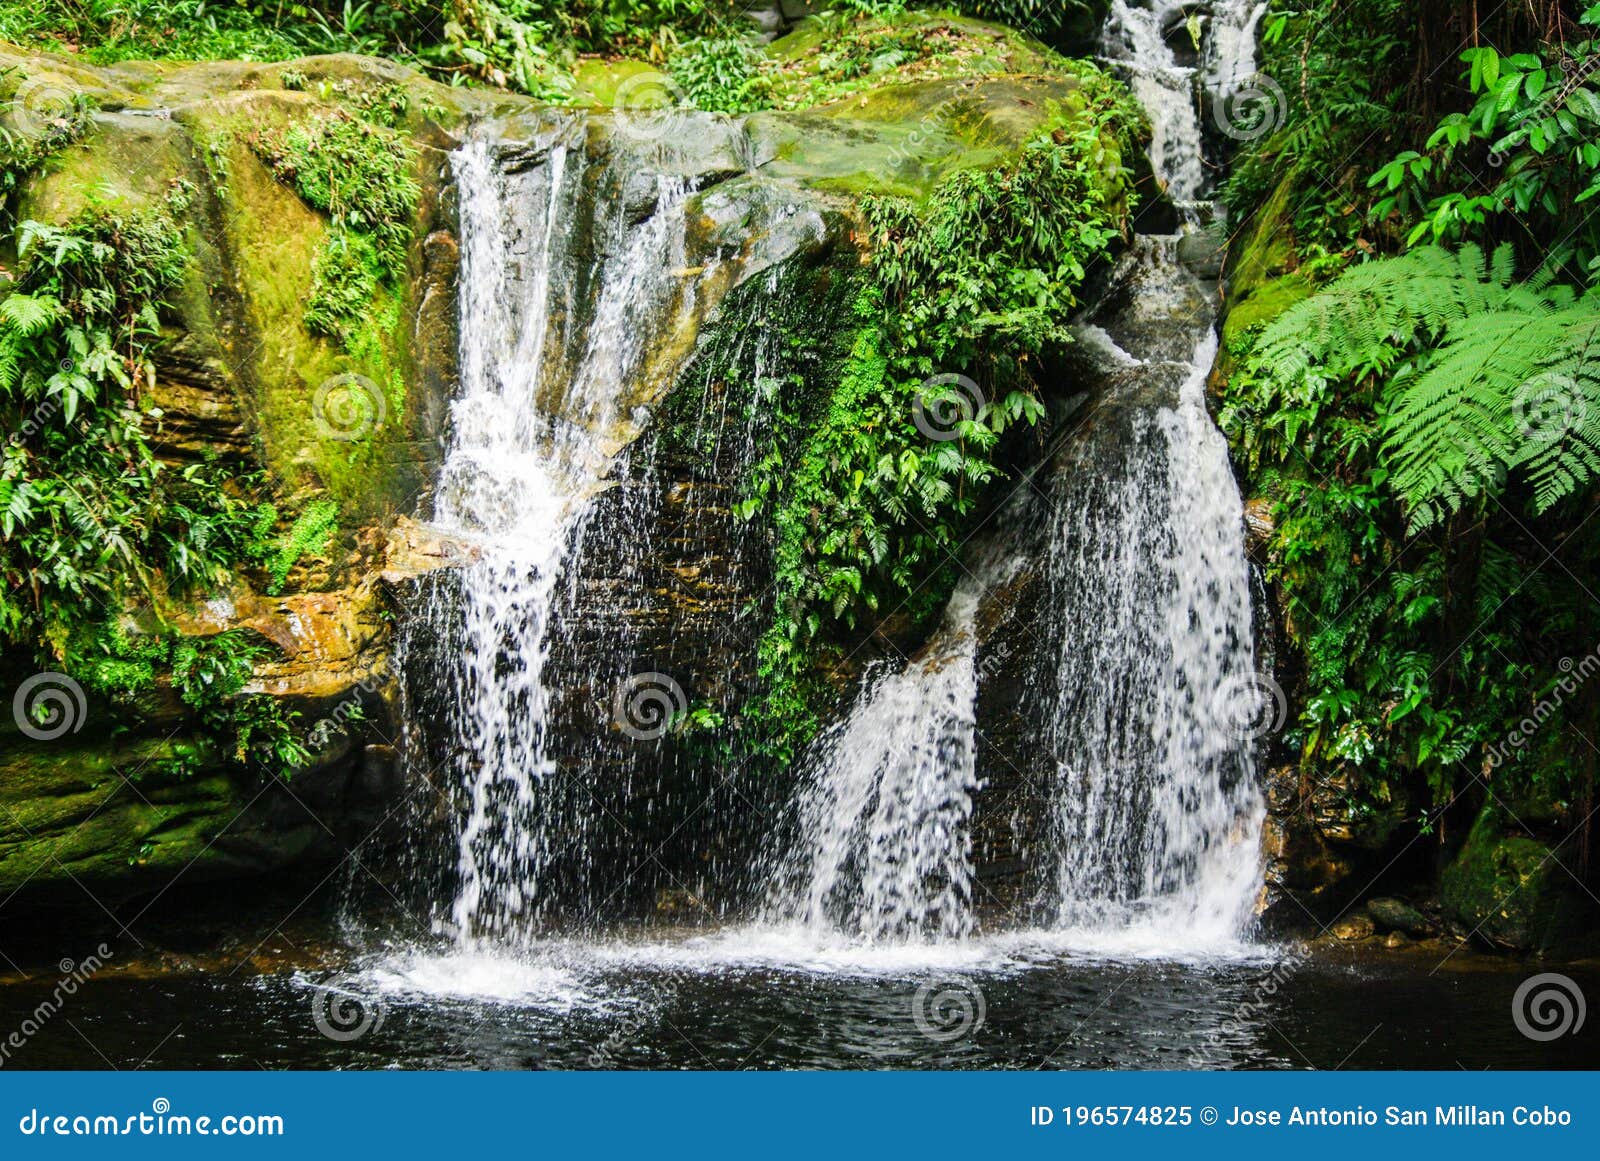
1213 174 1314 389
0 719 404 904
1439 807 1599 953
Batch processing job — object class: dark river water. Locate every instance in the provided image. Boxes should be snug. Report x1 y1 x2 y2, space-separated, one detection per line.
0 919 1595 1070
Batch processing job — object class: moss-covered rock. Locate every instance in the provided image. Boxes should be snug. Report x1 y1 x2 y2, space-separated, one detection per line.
0 32 1139 911
0 716 410 904
1439 806 1599 953
1214 175 1314 387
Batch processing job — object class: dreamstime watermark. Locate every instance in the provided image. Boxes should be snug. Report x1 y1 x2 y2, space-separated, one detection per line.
7 359 75 447
911 976 986 1043
312 372 387 442
977 639 1014 683
1186 959 1294 1067
310 983 385 1042
288 656 394 770
611 672 688 742
1208 670 1287 744
1484 643 1600 770
1511 371 1587 446
882 92 1008 173
913 373 987 442
17 1098 283 1137
1512 972 1586 1042
611 71 691 142
1213 74 1288 142
588 1009 650 1067
11 672 87 741
0 944 113 1068
5 76 79 142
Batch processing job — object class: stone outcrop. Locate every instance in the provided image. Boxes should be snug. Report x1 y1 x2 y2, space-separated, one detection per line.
0 28 1115 911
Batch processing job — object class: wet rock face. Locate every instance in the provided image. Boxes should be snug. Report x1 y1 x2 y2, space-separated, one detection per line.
1366 896 1436 938
0 52 475 911
0 710 407 909
0 38 1129 915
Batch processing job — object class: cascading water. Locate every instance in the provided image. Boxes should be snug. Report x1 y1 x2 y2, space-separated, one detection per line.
1103 0 1208 206
1027 0 1268 949
757 0 1269 957
385 0 1270 977
422 130 701 946
763 574 991 943
1038 321 1265 946
1206 1 1272 104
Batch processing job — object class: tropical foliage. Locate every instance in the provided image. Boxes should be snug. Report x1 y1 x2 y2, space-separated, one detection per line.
0 145 305 774
1221 0 1600 833
748 87 1138 678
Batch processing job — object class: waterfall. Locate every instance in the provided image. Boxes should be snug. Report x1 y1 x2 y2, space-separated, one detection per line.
1026 0 1267 948
422 131 700 945
757 0 1268 956
393 1 1269 971
1039 324 1265 945
763 574 991 943
1103 0 1208 206
1206 1 1272 103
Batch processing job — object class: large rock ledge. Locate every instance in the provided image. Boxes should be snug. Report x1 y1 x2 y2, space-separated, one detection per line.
0 39 1110 909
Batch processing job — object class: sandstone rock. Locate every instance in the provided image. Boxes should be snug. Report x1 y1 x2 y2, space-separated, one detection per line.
0 34 1146 914
1330 913 1376 941
382 515 481 583
1243 497 1275 554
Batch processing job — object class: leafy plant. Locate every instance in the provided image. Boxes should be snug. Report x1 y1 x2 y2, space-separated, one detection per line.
1222 0 1413 256
1217 2 1600 826
668 34 767 112
1370 8 1600 280
1251 243 1600 530
0 201 210 643
250 110 418 341
266 499 340 594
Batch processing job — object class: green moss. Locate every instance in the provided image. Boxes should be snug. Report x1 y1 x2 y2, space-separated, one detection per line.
202 104 420 517
1439 807 1597 953
0 732 237 895
757 11 1067 111
248 108 418 344
304 230 382 339
1221 271 1315 351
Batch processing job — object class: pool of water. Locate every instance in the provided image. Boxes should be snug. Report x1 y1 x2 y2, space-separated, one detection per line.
1 920 1595 1070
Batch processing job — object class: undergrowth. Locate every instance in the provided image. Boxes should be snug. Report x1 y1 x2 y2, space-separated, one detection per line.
695 85 1139 763
249 109 419 342
1218 0 1600 835
0 132 314 777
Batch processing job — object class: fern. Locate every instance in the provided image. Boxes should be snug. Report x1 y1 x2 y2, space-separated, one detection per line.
266 499 339 595
1250 243 1600 529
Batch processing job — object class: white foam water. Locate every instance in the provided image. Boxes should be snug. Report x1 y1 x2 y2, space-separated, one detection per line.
380 0 1275 999
1040 329 1266 949
427 134 699 946
1103 0 1209 203
762 576 990 943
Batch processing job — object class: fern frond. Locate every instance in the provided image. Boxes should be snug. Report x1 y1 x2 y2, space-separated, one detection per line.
1247 243 1600 529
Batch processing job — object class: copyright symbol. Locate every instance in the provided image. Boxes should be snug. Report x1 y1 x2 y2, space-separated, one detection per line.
1200 1106 1219 1125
